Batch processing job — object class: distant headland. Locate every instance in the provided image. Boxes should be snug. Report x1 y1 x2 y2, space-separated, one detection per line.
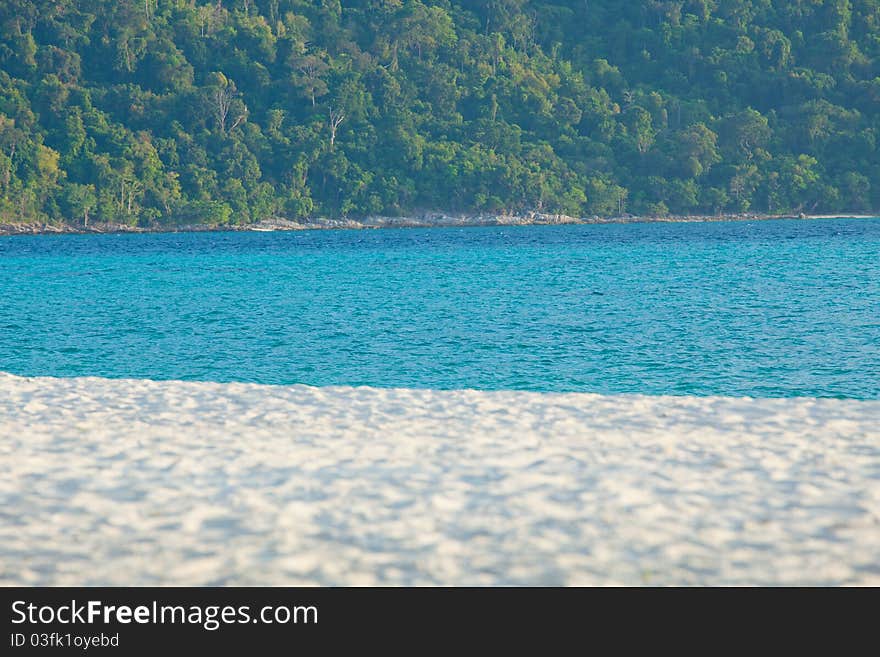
3 3 880 239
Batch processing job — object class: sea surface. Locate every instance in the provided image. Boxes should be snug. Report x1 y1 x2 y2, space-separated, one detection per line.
1 218 878 398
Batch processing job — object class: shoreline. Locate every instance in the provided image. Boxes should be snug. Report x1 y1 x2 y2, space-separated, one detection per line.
1 211 877 237
2 372 878 585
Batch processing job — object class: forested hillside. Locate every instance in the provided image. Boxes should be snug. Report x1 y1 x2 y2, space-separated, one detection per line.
1 1 879 227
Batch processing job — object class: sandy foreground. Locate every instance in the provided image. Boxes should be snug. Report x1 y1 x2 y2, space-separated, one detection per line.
1 372 879 586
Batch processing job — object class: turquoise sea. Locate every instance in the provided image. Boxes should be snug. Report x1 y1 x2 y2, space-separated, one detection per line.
1 218 878 398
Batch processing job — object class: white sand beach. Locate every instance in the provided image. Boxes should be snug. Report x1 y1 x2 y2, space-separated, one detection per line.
1 372 878 586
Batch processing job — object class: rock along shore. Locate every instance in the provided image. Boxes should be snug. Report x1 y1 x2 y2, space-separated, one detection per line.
3 210 873 236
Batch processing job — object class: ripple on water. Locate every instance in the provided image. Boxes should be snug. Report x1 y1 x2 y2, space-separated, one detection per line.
0 218 878 398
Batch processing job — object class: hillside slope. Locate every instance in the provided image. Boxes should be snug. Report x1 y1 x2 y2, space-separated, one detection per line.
1 1 878 227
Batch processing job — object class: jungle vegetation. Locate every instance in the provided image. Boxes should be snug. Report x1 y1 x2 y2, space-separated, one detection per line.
1 1 878 226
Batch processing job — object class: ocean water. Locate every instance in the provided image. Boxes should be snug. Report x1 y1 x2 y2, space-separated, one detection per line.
1 218 878 398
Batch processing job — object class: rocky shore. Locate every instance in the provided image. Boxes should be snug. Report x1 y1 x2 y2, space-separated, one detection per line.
1 211 874 236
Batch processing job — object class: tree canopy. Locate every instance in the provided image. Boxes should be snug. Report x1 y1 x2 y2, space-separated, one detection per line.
1 0 879 226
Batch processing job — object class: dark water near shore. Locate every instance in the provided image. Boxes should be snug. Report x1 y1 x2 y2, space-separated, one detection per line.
1 218 878 398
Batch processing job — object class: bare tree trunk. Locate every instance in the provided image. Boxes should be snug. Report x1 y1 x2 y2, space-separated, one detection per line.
3 142 14 188
214 87 232 133
127 180 142 215
229 114 245 131
328 107 345 151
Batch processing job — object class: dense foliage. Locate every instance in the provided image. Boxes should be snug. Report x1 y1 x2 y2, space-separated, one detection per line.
1 1 879 226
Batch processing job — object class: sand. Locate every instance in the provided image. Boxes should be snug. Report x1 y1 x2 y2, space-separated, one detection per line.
1 372 878 586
